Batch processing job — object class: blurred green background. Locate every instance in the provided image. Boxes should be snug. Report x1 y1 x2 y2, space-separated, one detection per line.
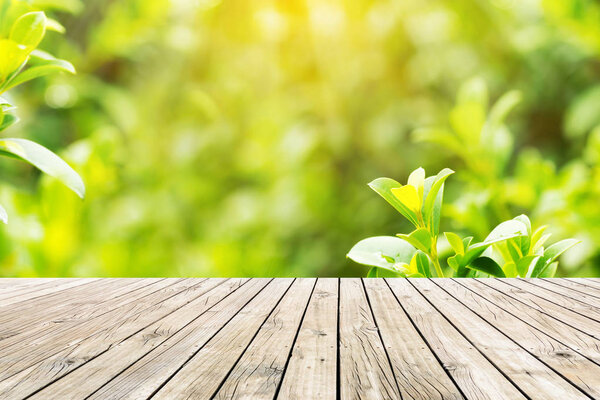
1 0 599 277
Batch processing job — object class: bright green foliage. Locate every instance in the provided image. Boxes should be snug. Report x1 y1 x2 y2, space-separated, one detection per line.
0 0 598 278
348 168 580 278
0 0 82 223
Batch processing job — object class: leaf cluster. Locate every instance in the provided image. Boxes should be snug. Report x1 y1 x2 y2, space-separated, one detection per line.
347 168 579 278
0 0 83 223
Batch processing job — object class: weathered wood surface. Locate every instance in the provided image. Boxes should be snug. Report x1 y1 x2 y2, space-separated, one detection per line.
1 278 599 399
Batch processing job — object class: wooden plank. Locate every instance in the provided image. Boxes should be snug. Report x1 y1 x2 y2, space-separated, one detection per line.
386 278 526 399
481 279 600 338
0 278 176 350
151 278 296 399
277 278 338 400
581 278 600 290
545 279 600 300
209 278 316 400
0 278 72 297
338 278 401 400
518 278 600 308
0 278 148 338
412 279 589 399
0 278 95 306
0 278 196 381
363 278 462 400
0 278 166 343
26 278 247 399
86 278 275 400
456 279 600 366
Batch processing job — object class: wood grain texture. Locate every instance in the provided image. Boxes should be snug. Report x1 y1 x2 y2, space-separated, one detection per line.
364 278 462 400
87 278 274 400
152 278 296 399
23 278 244 399
338 278 401 400
386 279 527 400
1 278 599 400
413 279 589 399
277 278 338 400
212 278 316 400
437 279 600 398
481 279 600 339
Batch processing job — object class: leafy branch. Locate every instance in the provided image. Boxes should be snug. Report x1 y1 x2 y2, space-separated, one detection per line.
0 1 84 223
347 167 579 278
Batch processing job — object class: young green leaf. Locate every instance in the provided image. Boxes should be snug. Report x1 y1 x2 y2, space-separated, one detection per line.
444 232 464 255
9 11 46 49
1 57 75 92
397 228 432 254
422 168 454 234
0 138 85 198
368 178 419 226
0 113 18 131
484 218 528 244
391 185 420 213
543 239 580 265
516 255 540 277
0 39 29 83
412 250 430 277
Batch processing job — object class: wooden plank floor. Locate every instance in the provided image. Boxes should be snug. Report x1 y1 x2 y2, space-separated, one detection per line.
0 278 599 399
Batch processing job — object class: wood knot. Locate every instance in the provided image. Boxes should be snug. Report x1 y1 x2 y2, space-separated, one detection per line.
553 350 573 358
442 363 457 372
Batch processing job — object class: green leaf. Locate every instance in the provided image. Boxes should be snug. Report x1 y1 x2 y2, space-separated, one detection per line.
528 256 550 278
368 178 419 227
445 232 464 255
0 138 85 198
45 17 65 33
412 250 430 277
540 262 557 278
347 236 416 270
422 168 454 235
397 228 432 254
9 11 46 49
512 214 531 254
468 257 506 277
0 39 29 83
503 261 517 277
391 185 420 213
516 255 539 277
1 57 75 92
0 203 6 224
367 267 379 278
488 90 522 126
0 113 18 131
543 239 580 265
484 219 528 244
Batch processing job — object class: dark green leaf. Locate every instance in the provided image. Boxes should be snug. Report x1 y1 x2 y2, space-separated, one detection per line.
468 257 506 277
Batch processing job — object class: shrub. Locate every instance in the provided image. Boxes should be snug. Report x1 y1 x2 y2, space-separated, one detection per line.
347 167 579 278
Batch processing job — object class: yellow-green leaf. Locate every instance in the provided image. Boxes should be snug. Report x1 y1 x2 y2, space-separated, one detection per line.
0 138 85 198
9 11 46 49
391 185 420 213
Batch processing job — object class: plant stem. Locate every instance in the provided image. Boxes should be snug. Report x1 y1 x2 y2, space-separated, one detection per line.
431 257 444 278
429 236 444 278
